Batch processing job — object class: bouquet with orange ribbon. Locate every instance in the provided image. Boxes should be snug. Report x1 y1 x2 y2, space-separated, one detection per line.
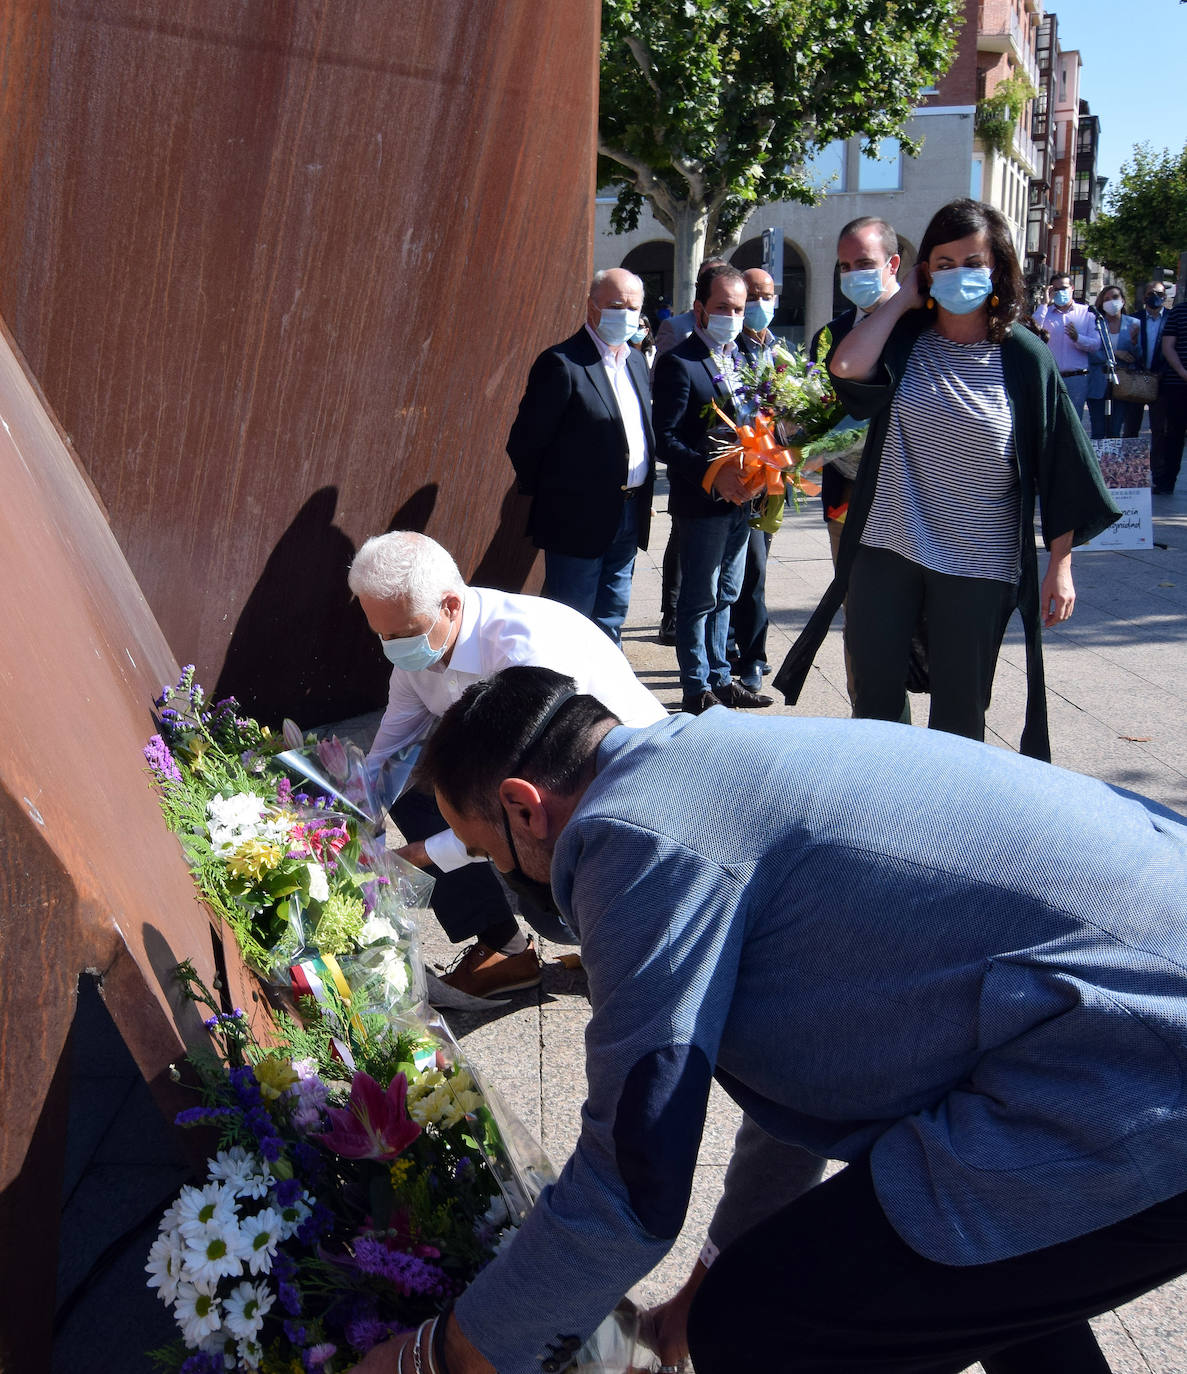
701 401 822 534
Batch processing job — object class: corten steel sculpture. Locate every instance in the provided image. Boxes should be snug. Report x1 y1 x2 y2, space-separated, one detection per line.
0 316 261 1366
0 1 600 725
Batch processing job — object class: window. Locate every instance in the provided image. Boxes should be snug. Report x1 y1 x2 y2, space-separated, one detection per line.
803 139 846 193
857 138 901 192
970 157 984 200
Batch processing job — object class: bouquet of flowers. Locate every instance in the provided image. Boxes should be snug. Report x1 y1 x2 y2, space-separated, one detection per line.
733 330 870 495
148 967 653 1373
144 668 429 1015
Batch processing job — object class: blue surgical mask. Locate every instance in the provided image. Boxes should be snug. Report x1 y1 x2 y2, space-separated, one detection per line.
703 312 742 346
1052 288 1072 307
744 298 776 332
594 308 641 348
929 267 995 315
629 327 647 346
839 268 885 311
379 609 447 671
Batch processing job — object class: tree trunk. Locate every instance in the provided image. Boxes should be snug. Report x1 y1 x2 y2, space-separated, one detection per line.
671 202 710 312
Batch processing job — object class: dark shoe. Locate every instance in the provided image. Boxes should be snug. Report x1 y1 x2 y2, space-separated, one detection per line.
715 681 774 709
680 691 721 716
439 939 542 998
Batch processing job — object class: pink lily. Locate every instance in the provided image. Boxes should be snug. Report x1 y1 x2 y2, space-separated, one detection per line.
318 1071 421 1160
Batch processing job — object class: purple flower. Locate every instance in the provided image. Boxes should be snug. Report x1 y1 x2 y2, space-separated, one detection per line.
303 1345 337 1372
351 1239 451 1297
260 1134 284 1162
143 735 181 782
179 1355 224 1374
278 1281 303 1317
175 1105 236 1126
274 1177 301 1207
283 1320 308 1345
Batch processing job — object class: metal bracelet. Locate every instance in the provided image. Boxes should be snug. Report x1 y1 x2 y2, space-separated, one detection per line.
424 1317 441 1374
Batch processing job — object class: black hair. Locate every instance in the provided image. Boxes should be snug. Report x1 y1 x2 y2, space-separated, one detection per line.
917 199 1024 343
417 666 618 821
695 263 745 305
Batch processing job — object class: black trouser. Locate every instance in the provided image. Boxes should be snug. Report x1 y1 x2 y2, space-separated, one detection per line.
727 527 772 679
1151 384 1187 491
661 517 681 628
846 546 1015 743
688 1155 1187 1374
390 789 518 946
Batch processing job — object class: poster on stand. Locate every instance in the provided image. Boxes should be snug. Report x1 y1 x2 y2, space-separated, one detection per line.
1084 437 1153 550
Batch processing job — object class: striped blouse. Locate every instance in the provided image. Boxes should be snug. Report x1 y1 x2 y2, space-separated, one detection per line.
861 329 1021 583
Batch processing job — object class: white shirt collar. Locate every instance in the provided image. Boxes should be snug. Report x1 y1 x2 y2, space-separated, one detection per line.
585 322 628 366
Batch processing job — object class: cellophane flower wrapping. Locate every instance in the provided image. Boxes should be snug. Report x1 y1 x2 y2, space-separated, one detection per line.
144 669 428 1017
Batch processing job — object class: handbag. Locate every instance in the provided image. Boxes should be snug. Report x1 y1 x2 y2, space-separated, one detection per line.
1111 367 1158 405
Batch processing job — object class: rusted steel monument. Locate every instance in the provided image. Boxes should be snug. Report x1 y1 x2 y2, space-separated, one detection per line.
0 3 598 1365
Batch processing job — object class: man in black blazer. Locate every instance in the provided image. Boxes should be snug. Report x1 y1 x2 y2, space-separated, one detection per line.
652 264 773 715
506 268 655 645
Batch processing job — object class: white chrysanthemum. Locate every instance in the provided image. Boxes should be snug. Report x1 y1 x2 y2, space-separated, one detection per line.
182 1218 246 1286
206 792 269 850
409 1082 453 1127
222 1278 273 1341
307 862 330 903
208 1146 266 1199
174 1279 222 1347
236 1335 265 1370
275 1191 313 1241
237 1208 282 1276
177 1181 240 1242
146 1230 186 1305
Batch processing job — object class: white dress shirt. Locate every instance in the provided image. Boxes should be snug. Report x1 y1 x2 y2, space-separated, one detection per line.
366 586 667 870
1033 303 1097 373
584 324 650 488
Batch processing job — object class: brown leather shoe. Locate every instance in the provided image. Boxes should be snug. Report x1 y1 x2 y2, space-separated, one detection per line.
680 691 722 716
439 939 543 998
715 681 774 709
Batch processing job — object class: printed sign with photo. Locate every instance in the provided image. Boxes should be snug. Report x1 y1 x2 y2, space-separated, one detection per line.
1084 438 1153 550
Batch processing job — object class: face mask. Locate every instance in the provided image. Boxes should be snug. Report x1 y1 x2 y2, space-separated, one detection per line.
929 267 994 315
629 328 647 346
1052 288 1072 307
703 311 742 346
594 308 641 348
379 608 447 671
839 268 886 311
499 808 578 943
1101 299 1123 317
1146 294 1165 310
744 298 776 332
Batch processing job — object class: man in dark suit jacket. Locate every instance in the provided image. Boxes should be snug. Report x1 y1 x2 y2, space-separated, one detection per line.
652 264 772 715
506 268 655 645
809 217 900 707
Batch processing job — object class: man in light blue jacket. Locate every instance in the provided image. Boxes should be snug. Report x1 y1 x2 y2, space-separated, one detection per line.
366 666 1187 1374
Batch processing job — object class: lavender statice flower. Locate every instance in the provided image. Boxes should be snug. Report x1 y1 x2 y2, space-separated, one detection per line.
179 1354 224 1374
143 734 181 783
175 1105 237 1127
351 1239 451 1298
303 1344 337 1371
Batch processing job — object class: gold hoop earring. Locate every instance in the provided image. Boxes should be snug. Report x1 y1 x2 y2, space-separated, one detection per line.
926 297 935 310
990 293 1000 307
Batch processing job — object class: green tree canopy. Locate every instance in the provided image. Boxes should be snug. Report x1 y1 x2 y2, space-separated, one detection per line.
1082 141 1187 295
598 0 962 309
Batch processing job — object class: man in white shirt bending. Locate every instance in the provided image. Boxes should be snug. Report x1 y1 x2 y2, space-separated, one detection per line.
348 530 666 998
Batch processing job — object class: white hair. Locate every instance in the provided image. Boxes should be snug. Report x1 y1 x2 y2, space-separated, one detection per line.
590 267 644 298
347 531 465 615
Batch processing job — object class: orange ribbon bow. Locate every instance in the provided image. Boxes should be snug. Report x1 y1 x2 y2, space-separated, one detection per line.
701 403 821 500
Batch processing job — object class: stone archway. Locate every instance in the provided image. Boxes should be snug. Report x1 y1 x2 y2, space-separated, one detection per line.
620 240 676 327
730 236 807 344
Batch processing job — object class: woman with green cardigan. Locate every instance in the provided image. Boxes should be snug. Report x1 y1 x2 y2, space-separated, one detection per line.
773 200 1119 762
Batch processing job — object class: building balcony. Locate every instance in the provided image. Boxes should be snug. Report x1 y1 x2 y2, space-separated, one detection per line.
1073 198 1092 221
1012 126 1041 177
977 5 1040 89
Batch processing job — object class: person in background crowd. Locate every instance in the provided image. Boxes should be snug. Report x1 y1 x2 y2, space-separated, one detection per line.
653 264 773 716
1033 271 1097 429
1123 280 1170 440
809 216 902 708
1085 284 1140 440
506 268 655 646
775 199 1118 761
1156 291 1187 496
656 259 730 644
347 531 665 999
725 266 781 693
628 314 656 368
360 664 1187 1374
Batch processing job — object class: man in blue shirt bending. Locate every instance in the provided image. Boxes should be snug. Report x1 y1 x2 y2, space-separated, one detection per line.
361 665 1187 1374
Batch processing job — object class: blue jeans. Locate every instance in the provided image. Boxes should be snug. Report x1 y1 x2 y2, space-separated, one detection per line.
543 498 639 644
1062 372 1089 431
676 507 751 695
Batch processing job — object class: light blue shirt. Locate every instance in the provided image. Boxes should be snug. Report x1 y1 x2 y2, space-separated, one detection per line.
455 712 1187 1373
